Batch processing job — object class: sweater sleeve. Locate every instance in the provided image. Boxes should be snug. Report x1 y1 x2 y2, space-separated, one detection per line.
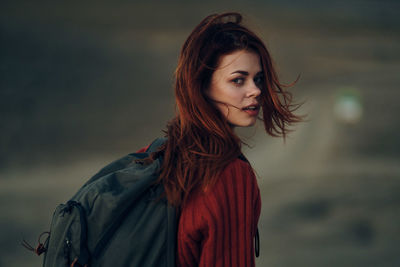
177 159 261 267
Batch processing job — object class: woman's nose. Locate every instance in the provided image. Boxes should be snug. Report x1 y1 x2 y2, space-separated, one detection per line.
247 81 261 98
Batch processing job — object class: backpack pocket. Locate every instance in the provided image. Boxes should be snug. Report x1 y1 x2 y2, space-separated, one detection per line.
43 201 90 267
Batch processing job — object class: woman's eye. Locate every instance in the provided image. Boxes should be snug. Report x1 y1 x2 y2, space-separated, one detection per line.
232 78 244 85
254 76 264 87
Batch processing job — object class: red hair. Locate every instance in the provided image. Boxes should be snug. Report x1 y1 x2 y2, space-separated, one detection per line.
155 13 302 206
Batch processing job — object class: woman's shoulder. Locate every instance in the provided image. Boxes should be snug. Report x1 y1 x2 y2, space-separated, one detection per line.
206 156 258 198
219 156 255 180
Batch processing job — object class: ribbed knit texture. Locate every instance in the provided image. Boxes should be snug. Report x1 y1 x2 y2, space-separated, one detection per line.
177 158 261 267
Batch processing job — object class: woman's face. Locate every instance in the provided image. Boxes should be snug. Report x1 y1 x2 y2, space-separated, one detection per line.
206 50 263 127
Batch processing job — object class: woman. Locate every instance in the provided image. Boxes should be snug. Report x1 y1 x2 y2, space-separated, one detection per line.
150 12 302 267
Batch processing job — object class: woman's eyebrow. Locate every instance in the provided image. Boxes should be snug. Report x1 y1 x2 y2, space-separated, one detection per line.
230 70 249 75
230 70 263 76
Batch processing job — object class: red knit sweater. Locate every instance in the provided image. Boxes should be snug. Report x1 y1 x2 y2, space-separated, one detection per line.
137 147 261 266
177 158 261 267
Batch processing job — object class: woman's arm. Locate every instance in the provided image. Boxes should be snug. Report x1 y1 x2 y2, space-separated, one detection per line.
177 159 261 267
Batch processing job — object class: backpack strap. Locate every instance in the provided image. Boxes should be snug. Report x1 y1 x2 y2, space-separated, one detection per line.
146 137 167 153
238 153 249 163
255 227 260 257
145 137 176 266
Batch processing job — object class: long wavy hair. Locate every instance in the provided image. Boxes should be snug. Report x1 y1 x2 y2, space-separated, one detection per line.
154 12 302 207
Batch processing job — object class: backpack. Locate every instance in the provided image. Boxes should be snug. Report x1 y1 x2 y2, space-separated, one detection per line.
26 138 176 267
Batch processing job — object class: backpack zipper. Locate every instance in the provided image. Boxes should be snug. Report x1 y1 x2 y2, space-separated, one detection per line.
64 201 91 265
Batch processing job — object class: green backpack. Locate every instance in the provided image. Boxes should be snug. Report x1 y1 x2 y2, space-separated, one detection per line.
28 138 176 267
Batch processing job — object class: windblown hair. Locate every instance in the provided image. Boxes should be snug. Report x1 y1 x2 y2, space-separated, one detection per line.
156 12 302 207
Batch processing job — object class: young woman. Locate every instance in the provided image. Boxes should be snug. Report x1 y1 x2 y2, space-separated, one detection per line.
147 12 302 267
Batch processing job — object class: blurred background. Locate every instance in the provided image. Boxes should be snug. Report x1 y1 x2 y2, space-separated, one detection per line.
1 0 399 266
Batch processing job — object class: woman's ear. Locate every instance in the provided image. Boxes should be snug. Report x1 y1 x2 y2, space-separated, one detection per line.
204 87 211 98
203 81 214 100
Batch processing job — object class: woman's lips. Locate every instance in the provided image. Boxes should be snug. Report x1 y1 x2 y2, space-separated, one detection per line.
242 105 260 116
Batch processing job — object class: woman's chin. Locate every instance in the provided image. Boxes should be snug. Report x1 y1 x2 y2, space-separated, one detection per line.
228 119 257 128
